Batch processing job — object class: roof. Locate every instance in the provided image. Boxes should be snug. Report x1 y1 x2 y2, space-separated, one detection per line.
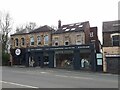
11 29 29 36
54 21 89 34
11 25 55 36
30 25 54 33
103 20 120 33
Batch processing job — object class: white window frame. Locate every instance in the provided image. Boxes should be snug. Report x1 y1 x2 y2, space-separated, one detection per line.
44 35 49 45
30 36 34 46
37 36 41 46
21 37 25 46
64 40 69 46
90 32 94 37
54 41 59 46
15 38 19 47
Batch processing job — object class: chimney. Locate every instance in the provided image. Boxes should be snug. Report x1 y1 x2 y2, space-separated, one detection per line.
58 20 61 29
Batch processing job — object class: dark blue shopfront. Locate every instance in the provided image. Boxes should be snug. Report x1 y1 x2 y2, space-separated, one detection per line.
23 44 97 71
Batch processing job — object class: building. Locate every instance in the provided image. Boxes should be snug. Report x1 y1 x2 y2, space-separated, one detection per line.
102 20 120 74
10 21 101 71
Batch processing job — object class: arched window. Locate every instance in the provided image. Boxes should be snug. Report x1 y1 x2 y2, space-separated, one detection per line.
112 35 120 46
44 35 49 45
30 36 34 45
15 38 19 46
37 36 41 45
21 38 25 46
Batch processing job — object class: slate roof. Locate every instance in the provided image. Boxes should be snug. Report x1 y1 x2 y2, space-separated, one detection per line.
29 25 54 33
11 25 55 36
54 21 89 34
103 20 120 33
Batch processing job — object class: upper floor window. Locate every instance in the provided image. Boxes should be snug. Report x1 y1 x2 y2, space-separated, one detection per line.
76 34 82 45
64 40 69 46
54 37 59 46
30 36 34 46
112 35 120 46
44 35 49 45
15 38 19 47
37 36 41 45
11 38 14 47
21 38 25 46
54 41 59 46
90 32 94 37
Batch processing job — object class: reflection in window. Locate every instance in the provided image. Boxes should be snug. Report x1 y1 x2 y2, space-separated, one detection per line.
112 35 120 46
30 36 34 45
44 35 49 45
37 36 41 45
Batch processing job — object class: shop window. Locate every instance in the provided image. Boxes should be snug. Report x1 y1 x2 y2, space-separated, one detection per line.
112 35 120 46
30 36 34 45
37 36 41 45
21 38 25 46
15 38 19 47
44 35 49 45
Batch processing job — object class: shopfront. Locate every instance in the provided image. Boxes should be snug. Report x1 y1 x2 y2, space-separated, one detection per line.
10 44 97 71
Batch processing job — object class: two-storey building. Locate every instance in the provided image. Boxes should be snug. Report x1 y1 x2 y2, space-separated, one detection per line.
102 20 120 73
10 21 101 71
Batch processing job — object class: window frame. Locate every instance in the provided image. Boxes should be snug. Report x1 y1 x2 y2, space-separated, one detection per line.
15 38 19 47
44 35 49 45
21 37 25 46
37 36 41 46
30 36 34 46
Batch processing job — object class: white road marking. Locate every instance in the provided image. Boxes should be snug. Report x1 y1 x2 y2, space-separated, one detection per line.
55 75 68 77
40 72 48 74
55 75 93 80
1 81 39 88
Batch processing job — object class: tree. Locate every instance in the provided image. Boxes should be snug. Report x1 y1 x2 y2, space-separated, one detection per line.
0 13 12 54
16 22 37 33
0 12 12 65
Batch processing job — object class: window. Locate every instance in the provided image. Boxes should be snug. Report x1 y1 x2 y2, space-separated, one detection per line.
11 38 14 47
65 41 69 46
54 41 59 46
76 34 81 45
15 38 19 47
37 36 41 45
90 32 94 37
44 35 49 45
30 36 34 45
21 38 25 46
112 35 120 46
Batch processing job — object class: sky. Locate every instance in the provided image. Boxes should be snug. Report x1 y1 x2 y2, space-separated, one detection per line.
0 0 119 43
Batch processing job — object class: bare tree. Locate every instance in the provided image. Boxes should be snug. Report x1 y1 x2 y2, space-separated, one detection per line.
0 13 12 53
26 22 36 30
16 22 37 33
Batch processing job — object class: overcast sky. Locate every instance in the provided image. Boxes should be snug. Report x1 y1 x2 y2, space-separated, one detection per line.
0 0 119 43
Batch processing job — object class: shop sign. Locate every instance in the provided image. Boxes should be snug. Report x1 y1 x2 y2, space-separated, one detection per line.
15 49 21 56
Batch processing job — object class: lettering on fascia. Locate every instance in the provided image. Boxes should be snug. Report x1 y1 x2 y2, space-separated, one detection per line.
78 46 90 49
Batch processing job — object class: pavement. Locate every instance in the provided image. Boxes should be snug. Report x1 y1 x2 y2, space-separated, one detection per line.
1 66 119 88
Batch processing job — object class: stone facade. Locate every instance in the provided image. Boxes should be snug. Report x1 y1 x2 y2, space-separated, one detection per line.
52 32 85 46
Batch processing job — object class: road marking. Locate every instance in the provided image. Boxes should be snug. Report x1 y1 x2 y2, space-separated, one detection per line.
55 75 93 80
55 74 70 78
40 72 47 74
1 81 39 88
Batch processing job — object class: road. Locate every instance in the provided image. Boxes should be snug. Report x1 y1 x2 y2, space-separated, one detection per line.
1 66 119 88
